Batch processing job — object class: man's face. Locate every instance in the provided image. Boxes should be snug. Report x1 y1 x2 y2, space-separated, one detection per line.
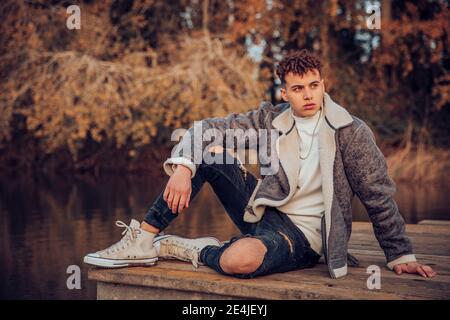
280 69 324 118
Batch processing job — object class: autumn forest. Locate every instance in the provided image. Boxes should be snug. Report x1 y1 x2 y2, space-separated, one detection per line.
0 0 449 182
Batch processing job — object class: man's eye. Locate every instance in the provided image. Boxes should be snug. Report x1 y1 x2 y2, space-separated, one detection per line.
311 83 318 88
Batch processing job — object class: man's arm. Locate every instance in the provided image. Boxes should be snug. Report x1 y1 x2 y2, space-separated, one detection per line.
164 100 275 177
342 120 435 277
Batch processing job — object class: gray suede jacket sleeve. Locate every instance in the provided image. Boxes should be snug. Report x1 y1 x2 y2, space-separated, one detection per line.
342 121 416 268
164 101 276 177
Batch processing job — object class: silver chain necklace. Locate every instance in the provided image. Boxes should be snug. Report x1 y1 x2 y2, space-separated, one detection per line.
299 107 322 160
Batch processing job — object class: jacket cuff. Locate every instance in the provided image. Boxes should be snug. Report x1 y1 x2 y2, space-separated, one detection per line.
163 157 196 178
386 254 417 270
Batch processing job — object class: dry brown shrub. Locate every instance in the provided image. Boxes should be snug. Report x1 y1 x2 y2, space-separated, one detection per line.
0 1 264 160
387 121 450 183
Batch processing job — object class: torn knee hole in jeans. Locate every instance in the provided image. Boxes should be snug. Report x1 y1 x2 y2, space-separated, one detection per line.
278 231 293 253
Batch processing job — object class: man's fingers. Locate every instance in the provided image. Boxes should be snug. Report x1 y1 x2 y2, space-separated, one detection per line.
422 265 433 272
417 266 428 277
395 263 437 278
394 265 403 275
422 265 436 277
178 201 186 213
177 197 186 213
186 190 191 208
171 193 181 213
167 189 174 208
178 193 187 213
163 185 169 202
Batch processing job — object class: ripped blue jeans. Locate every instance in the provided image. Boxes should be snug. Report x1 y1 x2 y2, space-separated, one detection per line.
144 152 321 278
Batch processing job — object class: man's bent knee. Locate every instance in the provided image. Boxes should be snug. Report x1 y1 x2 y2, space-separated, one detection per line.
219 238 267 274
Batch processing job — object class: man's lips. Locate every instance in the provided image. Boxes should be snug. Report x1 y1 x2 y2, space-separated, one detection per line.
303 104 316 110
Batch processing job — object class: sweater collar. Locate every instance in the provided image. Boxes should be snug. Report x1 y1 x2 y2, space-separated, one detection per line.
291 107 322 125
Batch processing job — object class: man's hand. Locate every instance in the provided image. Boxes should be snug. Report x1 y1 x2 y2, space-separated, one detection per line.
393 262 437 278
163 165 192 214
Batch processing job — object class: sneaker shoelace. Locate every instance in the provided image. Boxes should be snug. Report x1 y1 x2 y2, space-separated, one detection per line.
163 240 200 268
104 220 141 255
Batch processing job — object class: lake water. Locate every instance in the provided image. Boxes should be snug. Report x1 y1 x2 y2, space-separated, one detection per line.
1 171 449 299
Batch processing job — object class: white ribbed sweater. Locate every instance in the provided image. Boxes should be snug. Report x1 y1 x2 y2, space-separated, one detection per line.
277 109 325 255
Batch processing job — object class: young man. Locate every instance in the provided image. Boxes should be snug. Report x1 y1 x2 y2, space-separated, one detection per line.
84 50 436 279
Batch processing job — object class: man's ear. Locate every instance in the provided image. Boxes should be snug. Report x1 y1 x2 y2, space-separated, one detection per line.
320 79 325 91
280 87 289 102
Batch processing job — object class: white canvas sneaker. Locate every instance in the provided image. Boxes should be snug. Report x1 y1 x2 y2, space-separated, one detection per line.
83 219 158 268
153 235 222 268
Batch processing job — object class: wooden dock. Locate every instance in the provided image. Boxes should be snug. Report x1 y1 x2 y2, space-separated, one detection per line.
88 221 450 300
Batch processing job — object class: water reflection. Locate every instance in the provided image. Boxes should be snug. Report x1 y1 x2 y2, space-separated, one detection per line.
0 172 448 299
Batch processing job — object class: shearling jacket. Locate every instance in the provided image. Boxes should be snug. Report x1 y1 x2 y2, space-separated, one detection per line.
164 93 416 278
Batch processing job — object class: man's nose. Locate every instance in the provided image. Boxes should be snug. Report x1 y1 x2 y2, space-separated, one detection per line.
303 88 312 99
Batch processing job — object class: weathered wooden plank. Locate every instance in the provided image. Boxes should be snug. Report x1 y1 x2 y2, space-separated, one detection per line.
349 233 450 256
350 244 450 257
89 258 450 300
418 220 450 226
267 268 450 300
88 263 421 300
97 281 245 300
348 229 450 256
352 221 450 236
351 231 450 244
88 222 450 300
347 249 450 275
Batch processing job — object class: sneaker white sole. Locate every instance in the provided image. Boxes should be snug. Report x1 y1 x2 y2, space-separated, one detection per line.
83 255 158 268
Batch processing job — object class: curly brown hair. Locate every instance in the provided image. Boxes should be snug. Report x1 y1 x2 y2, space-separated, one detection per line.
276 50 322 86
